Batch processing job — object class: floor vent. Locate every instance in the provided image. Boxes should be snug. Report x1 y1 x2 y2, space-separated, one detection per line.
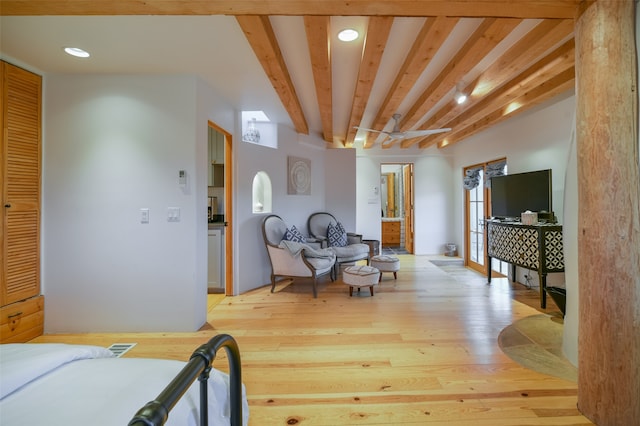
108 343 137 358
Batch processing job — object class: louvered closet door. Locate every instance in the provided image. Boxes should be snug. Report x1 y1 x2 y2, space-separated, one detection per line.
1 61 42 306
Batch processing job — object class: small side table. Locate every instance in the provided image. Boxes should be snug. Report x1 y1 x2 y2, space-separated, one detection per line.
362 239 380 259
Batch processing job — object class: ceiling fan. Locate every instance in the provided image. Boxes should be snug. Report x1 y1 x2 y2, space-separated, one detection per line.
355 113 451 140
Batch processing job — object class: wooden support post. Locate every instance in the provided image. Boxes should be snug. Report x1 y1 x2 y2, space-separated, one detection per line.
575 1 640 424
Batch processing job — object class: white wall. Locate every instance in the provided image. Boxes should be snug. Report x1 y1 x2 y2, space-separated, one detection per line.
234 125 329 295
43 74 206 332
195 78 237 295
448 93 576 255
325 148 357 231
356 150 455 254
41 70 339 332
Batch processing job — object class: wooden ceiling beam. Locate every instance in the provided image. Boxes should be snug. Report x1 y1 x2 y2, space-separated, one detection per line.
344 16 394 148
236 15 308 135
305 16 333 143
399 18 521 134
437 67 575 149
401 18 574 148
0 1 582 19
364 16 459 149
417 38 575 149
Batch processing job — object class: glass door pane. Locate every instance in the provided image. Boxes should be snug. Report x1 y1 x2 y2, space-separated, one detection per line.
467 169 485 272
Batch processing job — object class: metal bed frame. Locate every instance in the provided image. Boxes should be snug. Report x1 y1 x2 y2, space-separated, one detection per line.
128 334 243 426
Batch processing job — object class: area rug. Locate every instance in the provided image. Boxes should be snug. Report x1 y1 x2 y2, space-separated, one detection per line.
498 314 577 382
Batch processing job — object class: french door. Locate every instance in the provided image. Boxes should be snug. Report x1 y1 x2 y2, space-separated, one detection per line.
465 166 486 273
464 159 507 275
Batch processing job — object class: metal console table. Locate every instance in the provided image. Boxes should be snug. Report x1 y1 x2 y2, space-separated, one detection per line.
486 220 564 308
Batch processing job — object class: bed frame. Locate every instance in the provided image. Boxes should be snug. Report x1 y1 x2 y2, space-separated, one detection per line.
128 334 243 426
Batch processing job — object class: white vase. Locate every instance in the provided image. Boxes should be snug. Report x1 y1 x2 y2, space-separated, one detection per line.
243 118 260 143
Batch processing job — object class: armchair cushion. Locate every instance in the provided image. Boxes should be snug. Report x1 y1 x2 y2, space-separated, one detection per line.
329 243 370 263
327 222 347 247
284 225 307 243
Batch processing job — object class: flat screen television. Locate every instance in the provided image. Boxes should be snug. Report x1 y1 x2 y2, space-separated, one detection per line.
490 169 553 221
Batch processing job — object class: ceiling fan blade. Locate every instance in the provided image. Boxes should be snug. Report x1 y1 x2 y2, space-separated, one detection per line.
354 126 386 134
402 128 452 138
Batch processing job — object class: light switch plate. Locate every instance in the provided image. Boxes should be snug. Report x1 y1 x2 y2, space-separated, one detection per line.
167 207 180 222
140 208 149 224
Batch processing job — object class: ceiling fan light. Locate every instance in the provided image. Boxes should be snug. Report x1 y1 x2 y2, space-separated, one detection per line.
64 47 90 58
455 92 467 104
338 28 359 42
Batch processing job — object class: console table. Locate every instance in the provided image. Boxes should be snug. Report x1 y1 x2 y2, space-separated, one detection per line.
486 220 564 308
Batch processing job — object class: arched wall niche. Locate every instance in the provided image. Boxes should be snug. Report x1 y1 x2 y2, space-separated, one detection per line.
252 171 272 214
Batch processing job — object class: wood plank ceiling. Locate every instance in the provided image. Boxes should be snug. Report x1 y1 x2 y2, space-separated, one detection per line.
1 0 581 151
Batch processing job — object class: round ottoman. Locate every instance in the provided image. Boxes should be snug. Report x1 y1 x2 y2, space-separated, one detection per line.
343 265 380 296
370 255 400 282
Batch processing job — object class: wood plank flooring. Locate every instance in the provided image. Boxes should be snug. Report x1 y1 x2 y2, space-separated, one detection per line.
31 255 592 425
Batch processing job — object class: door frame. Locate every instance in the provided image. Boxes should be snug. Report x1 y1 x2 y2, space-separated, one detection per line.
380 162 414 254
403 164 414 253
464 159 507 276
464 163 487 274
207 120 234 296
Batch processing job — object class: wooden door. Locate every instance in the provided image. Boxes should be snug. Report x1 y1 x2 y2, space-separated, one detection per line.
1 61 41 306
386 172 395 217
403 164 414 253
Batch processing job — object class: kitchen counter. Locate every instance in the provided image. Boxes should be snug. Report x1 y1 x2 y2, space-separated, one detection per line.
208 222 226 230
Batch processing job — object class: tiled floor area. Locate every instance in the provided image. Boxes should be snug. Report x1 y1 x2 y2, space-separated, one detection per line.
381 246 410 255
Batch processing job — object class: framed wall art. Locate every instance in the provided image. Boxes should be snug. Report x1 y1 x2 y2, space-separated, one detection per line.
287 156 311 195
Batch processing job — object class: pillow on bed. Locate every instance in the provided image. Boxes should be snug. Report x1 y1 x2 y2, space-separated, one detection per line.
0 343 114 399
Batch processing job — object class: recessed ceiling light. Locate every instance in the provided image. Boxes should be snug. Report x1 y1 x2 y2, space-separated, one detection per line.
338 28 359 42
64 47 90 58
455 92 468 104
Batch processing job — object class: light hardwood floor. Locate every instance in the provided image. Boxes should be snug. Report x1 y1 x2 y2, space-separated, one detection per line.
32 256 592 425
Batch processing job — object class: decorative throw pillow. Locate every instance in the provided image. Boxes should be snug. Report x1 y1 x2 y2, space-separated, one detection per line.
327 222 347 247
284 225 306 243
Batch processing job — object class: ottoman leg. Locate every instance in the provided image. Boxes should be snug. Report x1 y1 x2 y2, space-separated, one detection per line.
349 286 353 297
370 286 374 296
393 271 397 279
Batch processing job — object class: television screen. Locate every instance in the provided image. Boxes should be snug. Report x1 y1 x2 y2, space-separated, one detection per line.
490 169 552 220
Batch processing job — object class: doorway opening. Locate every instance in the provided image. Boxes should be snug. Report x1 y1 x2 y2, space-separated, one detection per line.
207 121 234 296
380 163 414 254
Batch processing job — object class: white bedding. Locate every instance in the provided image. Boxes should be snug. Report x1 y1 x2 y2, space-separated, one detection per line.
0 343 249 426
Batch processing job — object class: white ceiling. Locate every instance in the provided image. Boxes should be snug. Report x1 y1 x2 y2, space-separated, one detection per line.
1 15 295 125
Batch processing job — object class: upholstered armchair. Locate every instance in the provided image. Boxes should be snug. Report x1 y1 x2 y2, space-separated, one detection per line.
307 212 370 276
262 214 336 298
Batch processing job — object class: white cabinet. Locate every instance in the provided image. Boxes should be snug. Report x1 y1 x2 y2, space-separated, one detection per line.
208 128 224 187
209 128 224 165
208 228 223 290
